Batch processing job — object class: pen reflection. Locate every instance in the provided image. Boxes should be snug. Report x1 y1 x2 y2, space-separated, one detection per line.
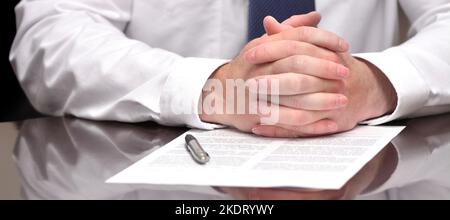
11 114 450 199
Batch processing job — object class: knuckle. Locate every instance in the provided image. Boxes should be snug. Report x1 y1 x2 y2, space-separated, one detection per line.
260 44 271 59
330 35 341 49
287 41 300 55
294 75 307 92
245 38 262 51
292 55 305 70
298 27 310 41
289 96 303 108
322 30 337 45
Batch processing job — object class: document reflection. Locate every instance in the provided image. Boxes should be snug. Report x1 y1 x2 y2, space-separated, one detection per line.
12 115 450 199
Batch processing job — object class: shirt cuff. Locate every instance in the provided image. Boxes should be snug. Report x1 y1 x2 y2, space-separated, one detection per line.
354 48 430 125
160 57 229 130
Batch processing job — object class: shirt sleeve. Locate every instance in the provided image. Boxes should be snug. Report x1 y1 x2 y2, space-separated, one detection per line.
355 0 450 125
9 0 227 129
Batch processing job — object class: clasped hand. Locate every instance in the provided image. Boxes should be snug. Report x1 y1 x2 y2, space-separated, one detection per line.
201 12 397 137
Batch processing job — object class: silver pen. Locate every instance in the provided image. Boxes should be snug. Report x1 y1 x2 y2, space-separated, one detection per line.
185 134 210 164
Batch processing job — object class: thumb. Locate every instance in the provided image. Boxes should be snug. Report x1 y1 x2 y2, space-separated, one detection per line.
264 12 322 36
282 11 321 28
263 16 292 36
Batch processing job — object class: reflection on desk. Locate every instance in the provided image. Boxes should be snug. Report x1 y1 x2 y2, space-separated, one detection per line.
11 115 450 200
360 114 450 199
13 118 226 199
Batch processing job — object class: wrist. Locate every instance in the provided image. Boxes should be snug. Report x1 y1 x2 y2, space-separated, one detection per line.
199 63 230 125
357 58 397 120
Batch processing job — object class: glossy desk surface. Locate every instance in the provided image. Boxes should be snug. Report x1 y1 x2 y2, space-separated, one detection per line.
1 115 449 200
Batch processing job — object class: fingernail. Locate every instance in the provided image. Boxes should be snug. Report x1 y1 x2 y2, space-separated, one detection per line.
339 39 349 51
337 95 349 107
266 15 278 23
252 127 262 135
337 66 349 78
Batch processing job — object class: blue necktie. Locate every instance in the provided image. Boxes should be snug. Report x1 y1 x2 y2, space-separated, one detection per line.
248 0 316 41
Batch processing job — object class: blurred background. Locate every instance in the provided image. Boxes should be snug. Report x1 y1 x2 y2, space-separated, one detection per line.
1 0 41 122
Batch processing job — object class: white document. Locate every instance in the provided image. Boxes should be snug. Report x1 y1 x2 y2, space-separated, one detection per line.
107 126 404 189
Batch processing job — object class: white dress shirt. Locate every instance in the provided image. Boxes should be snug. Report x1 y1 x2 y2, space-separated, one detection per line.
10 0 450 129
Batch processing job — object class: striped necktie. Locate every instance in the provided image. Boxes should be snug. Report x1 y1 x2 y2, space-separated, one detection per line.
248 0 316 41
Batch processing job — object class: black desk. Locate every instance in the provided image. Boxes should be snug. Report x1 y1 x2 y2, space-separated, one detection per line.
1 115 449 200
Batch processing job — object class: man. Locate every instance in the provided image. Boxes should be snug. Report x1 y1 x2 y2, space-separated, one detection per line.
10 0 450 138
